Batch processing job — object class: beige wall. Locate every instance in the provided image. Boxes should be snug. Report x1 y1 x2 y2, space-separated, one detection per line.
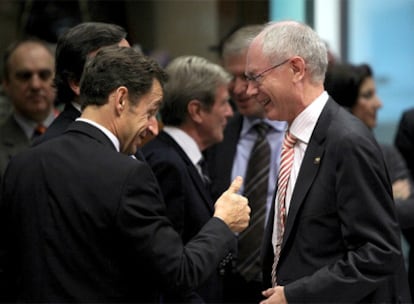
0 0 268 70
152 0 220 63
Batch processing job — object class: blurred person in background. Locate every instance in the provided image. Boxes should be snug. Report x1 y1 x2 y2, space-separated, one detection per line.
33 21 131 145
0 38 57 177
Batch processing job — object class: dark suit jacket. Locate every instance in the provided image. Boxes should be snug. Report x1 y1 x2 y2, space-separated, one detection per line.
0 115 30 177
395 108 414 179
32 103 80 146
262 99 410 303
381 143 414 230
394 108 414 298
0 121 236 303
143 130 235 303
205 113 243 201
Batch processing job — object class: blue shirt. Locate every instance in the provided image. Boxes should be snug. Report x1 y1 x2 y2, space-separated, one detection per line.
231 117 287 226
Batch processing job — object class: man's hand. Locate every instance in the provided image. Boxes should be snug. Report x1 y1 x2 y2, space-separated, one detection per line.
214 176 250 232
260 286 287 304
393 178 411 200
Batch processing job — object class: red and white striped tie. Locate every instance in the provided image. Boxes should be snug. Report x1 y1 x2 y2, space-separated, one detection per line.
271 130 297 287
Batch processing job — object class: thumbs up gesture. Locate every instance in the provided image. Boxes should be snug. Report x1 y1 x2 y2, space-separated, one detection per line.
214 176 250 232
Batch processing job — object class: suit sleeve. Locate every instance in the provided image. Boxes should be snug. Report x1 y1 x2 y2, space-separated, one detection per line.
382 144 414 230
395 110 414 179
146 157 187 236
115 162 234 294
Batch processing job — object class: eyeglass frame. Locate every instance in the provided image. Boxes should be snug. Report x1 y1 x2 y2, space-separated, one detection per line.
244 58 290 84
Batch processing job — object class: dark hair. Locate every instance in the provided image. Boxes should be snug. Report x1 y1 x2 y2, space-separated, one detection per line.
324 63 373 109
2 37 54 81
55 22 127 105
80 46 167 109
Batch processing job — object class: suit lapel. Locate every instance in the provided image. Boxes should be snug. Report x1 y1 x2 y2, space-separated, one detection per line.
159 131 214 211
206 113 243 198
220 114 243 179
282 99 338 247
188 164 214 210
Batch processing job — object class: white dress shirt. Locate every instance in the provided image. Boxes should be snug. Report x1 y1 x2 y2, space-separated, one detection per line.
163 126 204 178
76 118 120 152
272 91 329 250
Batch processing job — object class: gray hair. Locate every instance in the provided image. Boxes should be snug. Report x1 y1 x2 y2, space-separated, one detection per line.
222 24 265 60
161 55 231 126
261 20 328 83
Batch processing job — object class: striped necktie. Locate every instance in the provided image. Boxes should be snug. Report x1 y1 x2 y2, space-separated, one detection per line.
237 122 270 281
271 130 297 286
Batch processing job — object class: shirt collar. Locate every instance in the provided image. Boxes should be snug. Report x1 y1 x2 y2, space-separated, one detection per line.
163 126 202 165
71 102 82 112
241 116 287 137
14 110 57 139
76 118 120 152
290 91 329 144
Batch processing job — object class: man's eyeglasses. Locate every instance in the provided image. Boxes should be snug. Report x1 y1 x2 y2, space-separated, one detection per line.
245 58 290 84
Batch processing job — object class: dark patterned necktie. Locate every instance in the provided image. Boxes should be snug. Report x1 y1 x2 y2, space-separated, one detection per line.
198 158 211 186
237 122 271 281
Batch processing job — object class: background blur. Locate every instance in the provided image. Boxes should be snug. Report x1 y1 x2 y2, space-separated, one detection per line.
0 0 413 144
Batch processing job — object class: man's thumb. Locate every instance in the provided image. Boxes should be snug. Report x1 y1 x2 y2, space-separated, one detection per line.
227 176 243 194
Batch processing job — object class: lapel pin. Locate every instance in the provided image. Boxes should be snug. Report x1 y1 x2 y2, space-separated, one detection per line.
314 157 321 165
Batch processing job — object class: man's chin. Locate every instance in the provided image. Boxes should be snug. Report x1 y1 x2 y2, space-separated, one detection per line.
262 106 277 120
120 144 138 156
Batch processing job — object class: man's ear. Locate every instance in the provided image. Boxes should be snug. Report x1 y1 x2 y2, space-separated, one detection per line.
187 99 203 123
290 56 306 82
114 86 128 115
68 79 81 96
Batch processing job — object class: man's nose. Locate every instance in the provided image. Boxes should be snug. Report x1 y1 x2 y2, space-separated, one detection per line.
148 116 160 136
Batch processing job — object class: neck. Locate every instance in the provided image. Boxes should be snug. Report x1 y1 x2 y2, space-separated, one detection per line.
180 124 207 152
81 105 115 134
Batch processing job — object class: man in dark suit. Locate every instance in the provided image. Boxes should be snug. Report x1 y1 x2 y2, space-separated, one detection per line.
244 20 410 303
206 25 286 303
395 107 414 297
33 21 159 153
142 55 234 303
0 46 250 303
33 22 132 145
0 38 58 177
